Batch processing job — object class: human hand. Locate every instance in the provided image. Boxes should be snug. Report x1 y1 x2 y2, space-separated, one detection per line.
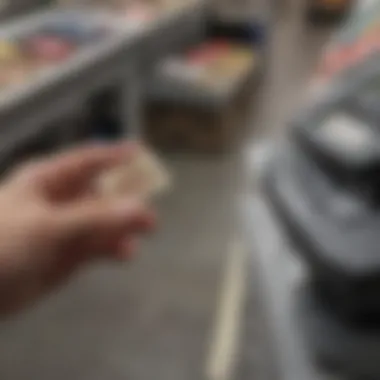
0 143 155 316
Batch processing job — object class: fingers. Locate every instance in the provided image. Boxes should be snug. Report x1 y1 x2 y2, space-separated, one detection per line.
44 142 138 179
21 142 139 199
50 198 154 264
57 197 155 239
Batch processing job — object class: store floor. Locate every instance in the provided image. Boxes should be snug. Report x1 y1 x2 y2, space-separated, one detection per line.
0 1 332 380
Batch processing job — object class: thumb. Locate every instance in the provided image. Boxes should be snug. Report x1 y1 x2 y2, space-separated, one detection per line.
57 198 151 236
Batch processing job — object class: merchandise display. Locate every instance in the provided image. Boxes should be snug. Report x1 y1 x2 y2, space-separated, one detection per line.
160 40 256 95
146 40 257 153
0 40 34 87
0 0 206 166
60 0 193 22
38 18 109 44
0 12 115 91
0 0 205 97
24 35 75 62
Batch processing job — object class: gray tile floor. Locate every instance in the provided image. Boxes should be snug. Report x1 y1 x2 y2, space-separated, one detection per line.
0 1 332 380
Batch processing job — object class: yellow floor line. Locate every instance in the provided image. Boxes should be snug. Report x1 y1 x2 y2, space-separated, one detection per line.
205 239 248 380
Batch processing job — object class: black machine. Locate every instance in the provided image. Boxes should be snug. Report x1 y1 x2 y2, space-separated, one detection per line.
265 55 380 379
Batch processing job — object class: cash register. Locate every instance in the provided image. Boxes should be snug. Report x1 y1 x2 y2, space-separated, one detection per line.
265 56 380 379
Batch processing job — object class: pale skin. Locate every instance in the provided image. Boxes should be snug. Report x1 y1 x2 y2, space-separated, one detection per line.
0 142 155 316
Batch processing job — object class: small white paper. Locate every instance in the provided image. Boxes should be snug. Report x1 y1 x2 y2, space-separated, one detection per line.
98 146 171 201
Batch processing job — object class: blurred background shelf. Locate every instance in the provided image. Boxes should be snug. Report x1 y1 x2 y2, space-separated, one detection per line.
0 0 273 163
145 41 259 153
143 0 272 153
0 0 208 170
